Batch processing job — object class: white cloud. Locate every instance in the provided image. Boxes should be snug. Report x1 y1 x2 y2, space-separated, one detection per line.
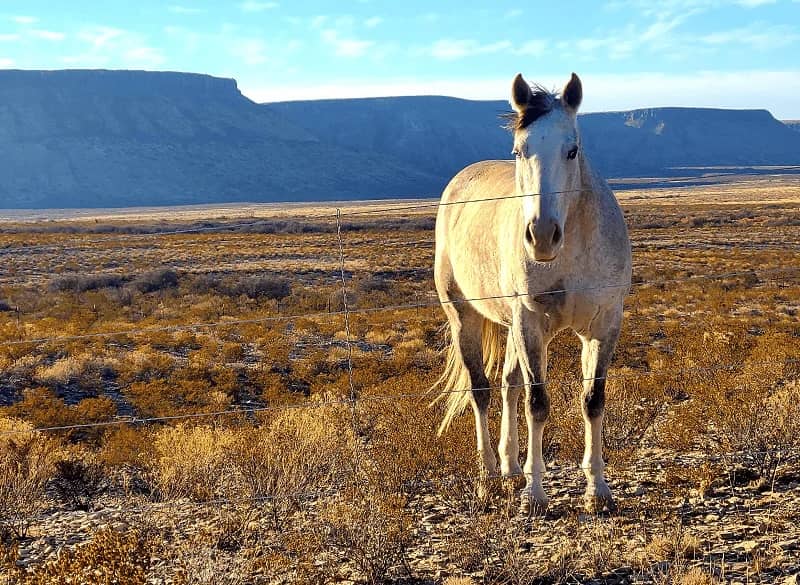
514 40 547 56
310 15 327 29
168 5 206 14
702 24 799 50
78 26 125 49
427 39 512 60
30 29 66 41
241 70 800 119
12 16 38 25
65 27 165 69
321 29 373 57
0 57 14 67
228 38 269 65
736 0 776 6
0 33 20 42
124 46 165 67
364 16 383 28
240 1 279 12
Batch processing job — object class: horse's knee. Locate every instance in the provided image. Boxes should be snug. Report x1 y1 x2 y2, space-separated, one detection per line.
527 385 550 423
471 387 491 412
582 379 605 419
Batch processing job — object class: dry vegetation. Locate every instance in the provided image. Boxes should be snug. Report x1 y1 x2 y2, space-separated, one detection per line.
0 175 799 584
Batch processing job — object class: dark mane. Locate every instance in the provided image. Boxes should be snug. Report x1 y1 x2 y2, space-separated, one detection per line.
500 84 557 131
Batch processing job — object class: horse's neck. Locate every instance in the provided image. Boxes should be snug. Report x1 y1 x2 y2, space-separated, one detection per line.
570 156 605 241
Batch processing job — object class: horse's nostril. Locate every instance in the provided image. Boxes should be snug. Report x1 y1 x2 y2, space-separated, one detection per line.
525 223 535 245
552 224 562 246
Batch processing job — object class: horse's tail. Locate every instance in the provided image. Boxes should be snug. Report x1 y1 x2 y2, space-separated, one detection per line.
432 318 503 436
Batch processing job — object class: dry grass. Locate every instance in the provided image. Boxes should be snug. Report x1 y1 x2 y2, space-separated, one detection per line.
0 182 798 583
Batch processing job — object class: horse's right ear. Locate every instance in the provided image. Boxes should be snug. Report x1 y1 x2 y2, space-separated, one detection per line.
511 73 532 113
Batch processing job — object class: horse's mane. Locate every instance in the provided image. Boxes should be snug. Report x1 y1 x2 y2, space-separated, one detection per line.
500 84 557 132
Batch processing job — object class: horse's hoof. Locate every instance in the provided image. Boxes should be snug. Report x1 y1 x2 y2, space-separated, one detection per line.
584 493 617 514
519 494 548 517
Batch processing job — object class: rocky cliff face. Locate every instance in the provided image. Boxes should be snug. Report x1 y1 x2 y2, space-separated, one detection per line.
0 70 440 208
1 70 798 209
270 98 800 180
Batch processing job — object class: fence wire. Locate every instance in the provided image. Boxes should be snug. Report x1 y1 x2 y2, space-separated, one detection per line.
1 357 797 438
0 266 796 348
0 178 794 255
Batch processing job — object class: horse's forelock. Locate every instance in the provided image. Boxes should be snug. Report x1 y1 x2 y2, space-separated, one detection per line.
501 85 557 132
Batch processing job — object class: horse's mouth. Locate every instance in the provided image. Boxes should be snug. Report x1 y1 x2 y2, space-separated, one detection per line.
532 251 558 263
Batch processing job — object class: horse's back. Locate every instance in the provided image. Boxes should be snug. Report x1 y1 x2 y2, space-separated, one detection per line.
439 160 515 206
435 160 521 323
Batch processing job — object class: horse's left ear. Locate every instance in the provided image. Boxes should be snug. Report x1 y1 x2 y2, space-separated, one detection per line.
562 72 582 112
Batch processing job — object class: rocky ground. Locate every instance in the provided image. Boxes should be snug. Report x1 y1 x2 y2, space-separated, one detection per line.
5 449 799 584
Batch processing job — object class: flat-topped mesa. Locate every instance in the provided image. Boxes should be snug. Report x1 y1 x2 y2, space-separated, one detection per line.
0 69 244 103
597 106 779 131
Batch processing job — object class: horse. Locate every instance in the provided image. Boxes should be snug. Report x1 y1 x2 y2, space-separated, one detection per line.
432 73 632 514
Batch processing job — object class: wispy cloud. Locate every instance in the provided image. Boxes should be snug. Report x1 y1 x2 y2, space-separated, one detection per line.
64 26 164 68
240 1 279 12
364 16 383 28
228 37 269 65
11 15 38 25
321 29 373 57
0 33 20 42
124 46 165 66
702 23 799 49
30 30 66 41
168 5 206 15
736 0 777 6
514 40 547 56
0 57 14 67
426 39 511 60
78 27 125 49
310 15 328 29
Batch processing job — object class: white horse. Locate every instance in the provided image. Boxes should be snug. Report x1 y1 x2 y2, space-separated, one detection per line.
433 73 632 513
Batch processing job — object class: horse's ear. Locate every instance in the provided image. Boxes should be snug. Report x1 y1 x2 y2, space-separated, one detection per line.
511 73 532 113
562 72 582 112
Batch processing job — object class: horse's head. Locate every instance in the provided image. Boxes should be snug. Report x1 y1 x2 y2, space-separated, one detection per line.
508 73 583 263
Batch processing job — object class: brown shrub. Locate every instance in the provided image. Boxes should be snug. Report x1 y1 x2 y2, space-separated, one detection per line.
0 417 60 539
149 423 238 501
18 528 152 585
228 398 355 528
317 485 413 585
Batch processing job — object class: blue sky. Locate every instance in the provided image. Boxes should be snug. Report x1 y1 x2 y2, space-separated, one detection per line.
1 0 799 116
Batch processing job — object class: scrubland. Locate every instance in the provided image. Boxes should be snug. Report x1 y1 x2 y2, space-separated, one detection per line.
0 176 799 584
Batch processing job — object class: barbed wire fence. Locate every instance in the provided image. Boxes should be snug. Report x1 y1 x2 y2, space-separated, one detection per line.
0 181 799 527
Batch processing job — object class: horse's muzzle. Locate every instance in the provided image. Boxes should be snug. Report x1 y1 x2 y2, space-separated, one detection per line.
526 219 563 262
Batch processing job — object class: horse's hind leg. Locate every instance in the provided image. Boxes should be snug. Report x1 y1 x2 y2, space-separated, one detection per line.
579 305 623 513
442 301 498 476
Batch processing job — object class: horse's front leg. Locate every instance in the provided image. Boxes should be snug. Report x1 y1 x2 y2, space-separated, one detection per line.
579 305 623 512
510 306 549 514
498 333 523 479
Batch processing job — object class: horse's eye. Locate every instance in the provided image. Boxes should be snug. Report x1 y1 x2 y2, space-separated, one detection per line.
567 146 578 160
512 149 523 159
